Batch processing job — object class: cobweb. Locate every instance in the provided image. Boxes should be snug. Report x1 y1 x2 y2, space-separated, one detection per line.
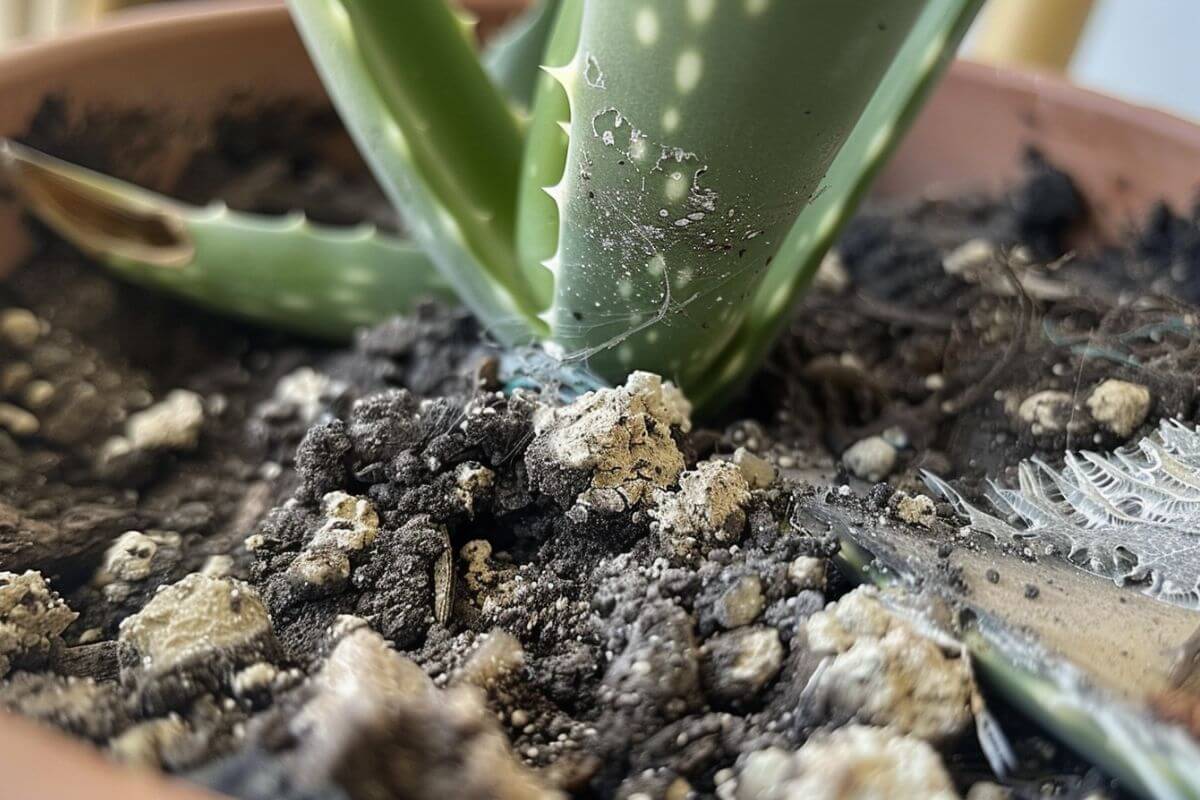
926 419 1200 609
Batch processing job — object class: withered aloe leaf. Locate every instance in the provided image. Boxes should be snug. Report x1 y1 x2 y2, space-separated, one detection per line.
822 497 1200 800
0 140 453 340
829 503 1198 700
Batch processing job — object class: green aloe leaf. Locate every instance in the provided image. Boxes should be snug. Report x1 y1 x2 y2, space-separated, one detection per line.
517 0 978 392
483 0 565 114
693 0 983 412
0 140 451 340
289 0 544 344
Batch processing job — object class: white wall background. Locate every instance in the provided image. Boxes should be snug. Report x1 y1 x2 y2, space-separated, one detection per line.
964 0 1200 121
1069 0 1200 121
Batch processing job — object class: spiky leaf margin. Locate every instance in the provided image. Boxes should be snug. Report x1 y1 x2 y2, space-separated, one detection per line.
0 140 450 339
519 0 980 397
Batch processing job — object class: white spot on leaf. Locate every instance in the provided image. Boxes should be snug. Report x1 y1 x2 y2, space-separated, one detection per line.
687 0 716 23
635 8 659 45
676 50 703 93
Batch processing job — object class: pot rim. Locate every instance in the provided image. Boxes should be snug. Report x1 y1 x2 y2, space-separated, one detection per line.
3 0 1199 147
951 58 1200 152
0 0 531 75
1 1 1196 153
0 0 287 70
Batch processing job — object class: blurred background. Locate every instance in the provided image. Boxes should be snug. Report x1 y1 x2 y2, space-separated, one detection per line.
0 0 1197 121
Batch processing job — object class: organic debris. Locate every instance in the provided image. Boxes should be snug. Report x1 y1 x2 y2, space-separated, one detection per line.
3 118 1200 799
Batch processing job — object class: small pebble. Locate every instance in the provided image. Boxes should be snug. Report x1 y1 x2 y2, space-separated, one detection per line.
0 308 41 348
126 389 205 451
700 626 783 703
813 250 850 293
0 403 39 437
943 238 995 276
967 781 1012 800
842 436 897 483
716 576 765 629
1017 390 1075 435
1087 379 1151 438
21 380 55 410
733 447 776 489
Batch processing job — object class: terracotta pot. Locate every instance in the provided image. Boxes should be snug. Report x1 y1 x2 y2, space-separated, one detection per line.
1 2 1199 798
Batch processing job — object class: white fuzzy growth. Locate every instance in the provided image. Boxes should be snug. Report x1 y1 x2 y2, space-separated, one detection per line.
118 574 272 676
747 726 959 800
311 491 380 552
806 587 972 744
651 460 751 542
927 419 1200 608
530 371 692 513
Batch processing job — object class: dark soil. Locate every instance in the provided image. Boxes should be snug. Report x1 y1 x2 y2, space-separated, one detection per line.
4 99 1199 800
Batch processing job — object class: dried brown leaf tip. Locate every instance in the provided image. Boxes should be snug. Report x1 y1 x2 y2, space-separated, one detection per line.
1151 689 1200 741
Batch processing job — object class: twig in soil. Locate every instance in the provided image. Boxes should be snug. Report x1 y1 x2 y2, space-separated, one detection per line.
940 259 1033 416
852 292 955 331
0 502 150 574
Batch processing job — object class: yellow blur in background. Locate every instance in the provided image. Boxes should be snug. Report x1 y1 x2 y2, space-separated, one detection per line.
0 0 154 44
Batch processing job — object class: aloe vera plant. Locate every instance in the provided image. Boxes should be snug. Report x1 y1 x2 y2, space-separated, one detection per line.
0 0 982 411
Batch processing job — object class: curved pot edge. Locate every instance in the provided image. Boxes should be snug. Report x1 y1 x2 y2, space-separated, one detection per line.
954 57 1200 143
0 0 288 75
